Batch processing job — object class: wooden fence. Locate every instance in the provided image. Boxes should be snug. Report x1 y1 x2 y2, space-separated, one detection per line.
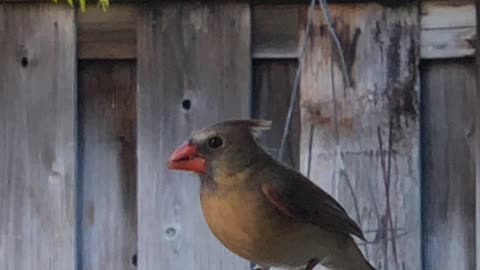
0 1 477 270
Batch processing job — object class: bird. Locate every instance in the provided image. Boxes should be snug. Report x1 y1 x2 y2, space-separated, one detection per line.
167 119 375 270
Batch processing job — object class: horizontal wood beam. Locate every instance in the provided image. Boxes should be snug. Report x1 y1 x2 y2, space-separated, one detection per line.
77 4 136 59
74 1 476 60
421 1 476 59
253 1 476 59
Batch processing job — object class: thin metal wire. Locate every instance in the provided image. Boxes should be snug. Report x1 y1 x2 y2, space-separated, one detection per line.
279 0 352 160
318 0 372 257
319 0 351 90
278 0 316 161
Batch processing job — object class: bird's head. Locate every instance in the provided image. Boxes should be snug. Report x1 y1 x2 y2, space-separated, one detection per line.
167 119 271 176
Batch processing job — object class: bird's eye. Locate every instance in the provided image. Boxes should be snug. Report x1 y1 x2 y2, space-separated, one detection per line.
208 136 223 149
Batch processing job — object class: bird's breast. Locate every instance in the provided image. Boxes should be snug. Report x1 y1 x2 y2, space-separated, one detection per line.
200 182 317 267
200 185 267 257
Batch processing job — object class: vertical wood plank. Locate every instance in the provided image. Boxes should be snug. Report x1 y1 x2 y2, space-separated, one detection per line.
137 3 251 270
421 60 476 270
253 60 300 168
78 61 137 270
475 1 480 269
0 4 76 270
299 3 420 269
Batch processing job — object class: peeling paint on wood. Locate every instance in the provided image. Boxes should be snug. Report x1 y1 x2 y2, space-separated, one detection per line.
299 3 420 270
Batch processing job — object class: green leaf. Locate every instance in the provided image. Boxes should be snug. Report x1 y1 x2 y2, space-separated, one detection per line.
51 0 110 12
79 0 86 12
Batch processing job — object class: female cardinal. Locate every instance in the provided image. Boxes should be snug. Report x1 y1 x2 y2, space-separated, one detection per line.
167 120 375 270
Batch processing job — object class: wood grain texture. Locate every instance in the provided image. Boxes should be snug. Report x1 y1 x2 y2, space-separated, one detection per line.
78 4 137 59
421 1 476 59
299 3 420 270
78 61 137 270
137 2 251 270
252 5 300 58
476 2 480 269
253 60 300 169
252 2 476 59
421 60 476 270
72 2 475 60
0 4 76 270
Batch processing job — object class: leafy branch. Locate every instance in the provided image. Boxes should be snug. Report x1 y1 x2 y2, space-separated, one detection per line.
52 0 110 12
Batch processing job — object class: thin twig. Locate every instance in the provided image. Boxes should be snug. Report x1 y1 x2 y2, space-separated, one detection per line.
307 124 315 178
340 170 363 235
363 227 406 234
358 231 408 246
278 0 316 161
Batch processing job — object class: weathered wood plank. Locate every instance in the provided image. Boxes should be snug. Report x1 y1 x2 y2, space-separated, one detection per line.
299 3 420 270
253 60 300 168
421 60 476 270
77 4 137 59
421 1 476 59
73 2 475 60
137 3 251 270
0 4 76 270
421 1 475 29
253 2 476 59
475 1 480 269
78 61 137 270
421 27 476 59
252 5 300 58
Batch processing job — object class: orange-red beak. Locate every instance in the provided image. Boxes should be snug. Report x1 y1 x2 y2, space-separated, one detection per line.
167 142 206 174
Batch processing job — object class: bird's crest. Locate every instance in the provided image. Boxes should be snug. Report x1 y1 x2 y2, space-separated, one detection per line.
215 119 272 138
244 119 272 138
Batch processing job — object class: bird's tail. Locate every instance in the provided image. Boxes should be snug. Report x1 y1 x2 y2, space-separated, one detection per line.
324 238 376 270
349 241 376 270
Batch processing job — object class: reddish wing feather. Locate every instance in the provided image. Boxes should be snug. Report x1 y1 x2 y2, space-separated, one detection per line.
261 180 366 241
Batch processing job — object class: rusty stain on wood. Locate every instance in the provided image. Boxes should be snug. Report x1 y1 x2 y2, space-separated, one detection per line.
299 3 420 270
88 202 95 225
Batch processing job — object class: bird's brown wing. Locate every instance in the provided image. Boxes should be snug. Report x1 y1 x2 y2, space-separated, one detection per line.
261 172 366 240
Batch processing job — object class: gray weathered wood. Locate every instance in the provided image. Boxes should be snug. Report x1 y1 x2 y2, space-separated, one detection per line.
78 61 137 270
421 1 476 59
137 2 251 270
422 60 476 270
78 4 137 59
299 3 420 269
253 60 300 168
0 4 76 270
252 5 300 58
73 2 476 60
253 2 476 59
475 1 480 269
